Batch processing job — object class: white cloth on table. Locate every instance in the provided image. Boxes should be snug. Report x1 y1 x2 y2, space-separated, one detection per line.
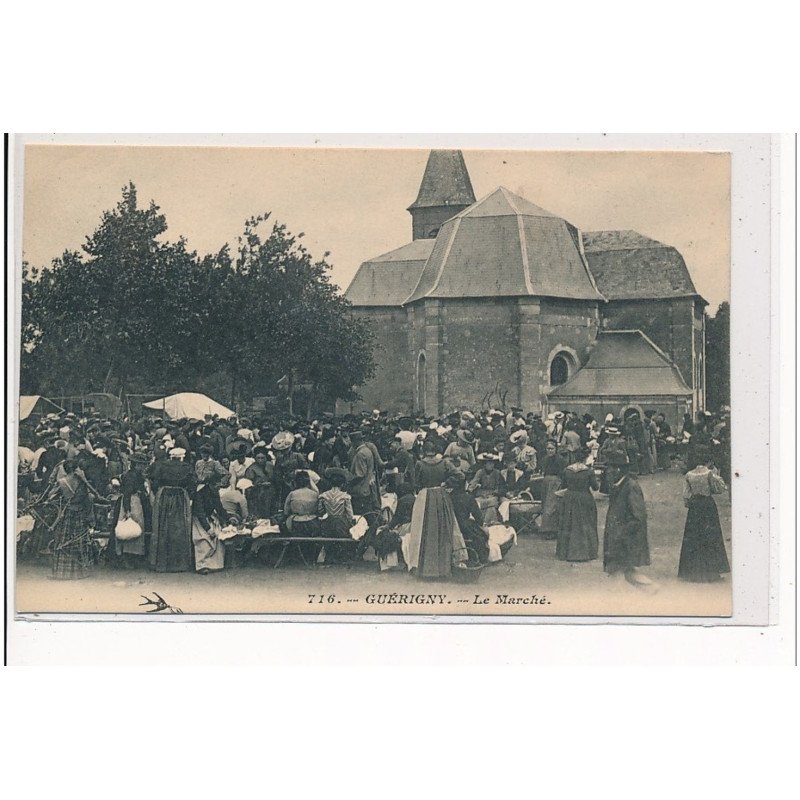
349 516 369 541
487 523 516 546
498 499 511 522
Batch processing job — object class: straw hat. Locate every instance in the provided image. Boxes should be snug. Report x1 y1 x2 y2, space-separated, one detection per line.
270 431 294 451
456 429 475 444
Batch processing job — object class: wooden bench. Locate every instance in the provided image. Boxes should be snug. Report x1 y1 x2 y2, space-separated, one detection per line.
251 536 360 568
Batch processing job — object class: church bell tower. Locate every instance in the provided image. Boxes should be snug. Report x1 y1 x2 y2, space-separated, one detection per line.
407 149 476 240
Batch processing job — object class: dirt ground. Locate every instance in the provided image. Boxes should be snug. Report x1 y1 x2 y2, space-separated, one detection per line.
15 469 732 618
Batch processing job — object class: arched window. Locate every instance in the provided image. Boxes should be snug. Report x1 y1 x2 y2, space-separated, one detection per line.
549 354 570 386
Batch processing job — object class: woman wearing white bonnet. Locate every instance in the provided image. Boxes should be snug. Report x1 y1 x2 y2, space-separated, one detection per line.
148 447 195 572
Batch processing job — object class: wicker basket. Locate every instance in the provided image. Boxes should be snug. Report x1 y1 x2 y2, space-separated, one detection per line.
450 547 483 583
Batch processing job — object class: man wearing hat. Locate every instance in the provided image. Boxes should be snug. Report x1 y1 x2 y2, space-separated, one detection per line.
602 450 652 586
509 429 537 473
468 452 506 514
386 437 416 492
195 443 228 488
348 430 380 515
35 432 65 482
271 431 309 505
443 428 476 472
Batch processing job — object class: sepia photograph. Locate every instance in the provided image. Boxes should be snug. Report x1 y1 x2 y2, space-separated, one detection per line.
12 141 733 617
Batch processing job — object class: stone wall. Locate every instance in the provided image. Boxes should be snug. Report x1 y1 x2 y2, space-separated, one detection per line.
411 206 466 241
407 296 600 416
532 298 601 412
601 297 696 392
339 306 413 414
438 298 520 412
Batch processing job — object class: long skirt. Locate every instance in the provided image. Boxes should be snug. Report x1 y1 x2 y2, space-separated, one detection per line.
288 517 322 563
556 490 598 562
112 495 148 558
192 519 225 572
678 495 730 582
150 487 194 573
538 476 562 537
402 487 466 579
52 507 92 580
245 484 276 519
317 515 353 563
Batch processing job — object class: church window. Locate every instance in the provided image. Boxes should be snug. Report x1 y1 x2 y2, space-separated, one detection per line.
549 354 570 386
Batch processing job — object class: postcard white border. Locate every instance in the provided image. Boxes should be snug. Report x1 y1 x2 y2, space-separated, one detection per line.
5 133 794 664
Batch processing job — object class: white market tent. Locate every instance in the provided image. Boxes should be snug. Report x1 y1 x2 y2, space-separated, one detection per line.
142 392 235 420
19 395 64 421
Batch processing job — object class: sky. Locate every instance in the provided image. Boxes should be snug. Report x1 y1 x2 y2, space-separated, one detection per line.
22 145 730 310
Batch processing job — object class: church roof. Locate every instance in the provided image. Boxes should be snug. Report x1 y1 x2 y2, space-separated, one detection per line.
549 330 691 398
405 187 604 304
344 239 434 306
407 150 476 210
582 230 702 302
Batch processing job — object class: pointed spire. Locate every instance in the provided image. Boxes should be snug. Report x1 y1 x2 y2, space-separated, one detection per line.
408 150 476 240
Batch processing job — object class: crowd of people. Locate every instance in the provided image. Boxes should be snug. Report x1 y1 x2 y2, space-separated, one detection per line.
16 402 731 587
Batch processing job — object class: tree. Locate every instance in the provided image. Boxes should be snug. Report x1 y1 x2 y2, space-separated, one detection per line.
705 301 730 411
222 214 375 413
21 187 375 413
21 183 220 397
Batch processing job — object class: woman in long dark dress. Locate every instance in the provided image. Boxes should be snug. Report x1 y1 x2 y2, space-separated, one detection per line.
51 459 94 580
148 448 196 573
555 456 599 562
538 440 566 539
402 486 467 578
109 452 152 569
678 448 730 582
414 441 448 489
244 450 276 519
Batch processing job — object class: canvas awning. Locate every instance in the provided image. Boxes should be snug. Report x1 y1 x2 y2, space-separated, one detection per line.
142 392 235 420
19 395 64 421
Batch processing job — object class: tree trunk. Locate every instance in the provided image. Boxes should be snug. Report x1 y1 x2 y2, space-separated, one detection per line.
287 372 294 417
102 358 115 394
230 368 238 407
306 383 316 420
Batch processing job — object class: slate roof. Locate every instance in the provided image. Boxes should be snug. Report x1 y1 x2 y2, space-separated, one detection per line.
407 150 476 210
549 330 691 398
582 229 701 301
405 187 604 304
344 240 434 306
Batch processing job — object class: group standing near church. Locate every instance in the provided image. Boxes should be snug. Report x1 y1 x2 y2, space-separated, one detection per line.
17 402 731 589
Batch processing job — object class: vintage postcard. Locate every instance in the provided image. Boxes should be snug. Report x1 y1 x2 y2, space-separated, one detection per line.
11 138 739 618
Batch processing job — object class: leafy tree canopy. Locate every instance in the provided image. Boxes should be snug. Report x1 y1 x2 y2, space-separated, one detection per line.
21 183 374 415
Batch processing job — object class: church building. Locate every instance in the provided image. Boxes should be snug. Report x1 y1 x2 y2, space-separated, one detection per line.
343 150 705 428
